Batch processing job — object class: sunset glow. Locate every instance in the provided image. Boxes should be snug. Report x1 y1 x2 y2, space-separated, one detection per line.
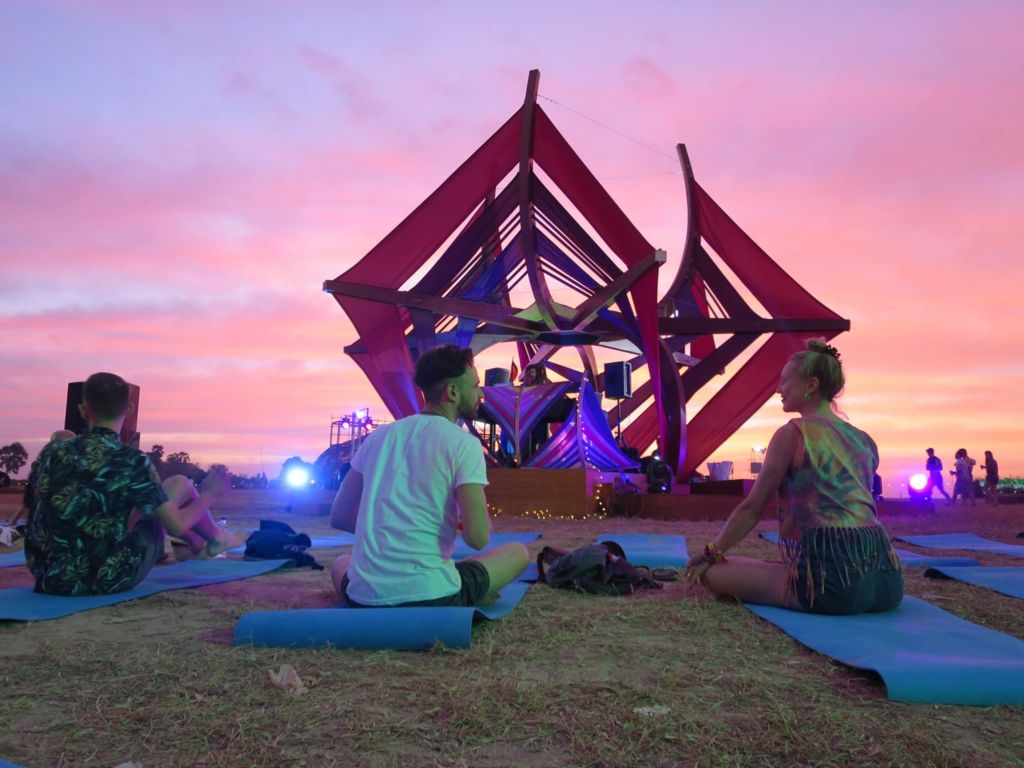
2 2 1021 494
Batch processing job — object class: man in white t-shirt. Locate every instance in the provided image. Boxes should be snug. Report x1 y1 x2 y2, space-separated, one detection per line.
329 345 529 606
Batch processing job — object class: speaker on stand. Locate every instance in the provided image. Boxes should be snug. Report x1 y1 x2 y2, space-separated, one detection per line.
481 368 510 456
603 362 632 448
484 368 510 387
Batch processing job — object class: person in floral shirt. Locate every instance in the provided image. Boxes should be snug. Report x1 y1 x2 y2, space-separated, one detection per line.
24 372 240 595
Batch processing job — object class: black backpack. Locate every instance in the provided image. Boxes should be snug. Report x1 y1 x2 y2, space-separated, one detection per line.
244 520 324 571
536 541 661 596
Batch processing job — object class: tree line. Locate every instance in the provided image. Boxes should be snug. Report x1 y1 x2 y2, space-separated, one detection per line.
0 440 271 490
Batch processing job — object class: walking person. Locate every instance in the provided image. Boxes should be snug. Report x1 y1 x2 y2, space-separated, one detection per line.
981 451 1000 506
949 449 977 507
924 448 951 502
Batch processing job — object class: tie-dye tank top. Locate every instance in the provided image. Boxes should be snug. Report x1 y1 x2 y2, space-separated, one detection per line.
780 415 879 539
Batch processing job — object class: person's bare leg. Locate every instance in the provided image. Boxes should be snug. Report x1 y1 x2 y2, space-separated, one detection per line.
162 475 242 556
332 554 352 598
701 556 803 610
463 542 530 601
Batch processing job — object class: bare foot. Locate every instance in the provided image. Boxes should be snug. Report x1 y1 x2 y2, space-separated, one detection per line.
206 529 246 557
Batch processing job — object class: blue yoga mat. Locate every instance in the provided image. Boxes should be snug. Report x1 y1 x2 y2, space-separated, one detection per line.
0 760 27 768
925 566 1024 600
0 558 290 622
595 534 689 568
518 562 539 582
758 531 979 568
745 596 1024 705
234 580 531 650
894 533 1024 559
0 551 25 569
451 531 540 560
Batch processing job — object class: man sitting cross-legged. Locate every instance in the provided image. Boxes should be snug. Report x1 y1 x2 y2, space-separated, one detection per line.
24 372 243 595
330 344 529 607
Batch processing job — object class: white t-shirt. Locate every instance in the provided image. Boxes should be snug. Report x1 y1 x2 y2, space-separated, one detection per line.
345 414 488 605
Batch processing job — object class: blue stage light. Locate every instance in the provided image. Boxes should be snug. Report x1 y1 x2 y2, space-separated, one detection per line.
285 467 311 488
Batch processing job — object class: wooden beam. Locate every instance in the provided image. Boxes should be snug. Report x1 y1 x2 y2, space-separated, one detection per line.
518 69 558 330
569 249 666 330
658 144 701 316
659 316 850 334
323 280 546 333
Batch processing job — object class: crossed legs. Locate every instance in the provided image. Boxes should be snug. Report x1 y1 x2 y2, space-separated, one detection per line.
700 556 804 610
332 542 530 603
162 475 241 557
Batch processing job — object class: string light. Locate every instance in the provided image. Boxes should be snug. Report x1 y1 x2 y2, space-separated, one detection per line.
486 500 609 521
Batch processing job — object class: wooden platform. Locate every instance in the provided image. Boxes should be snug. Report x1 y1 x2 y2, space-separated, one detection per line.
485 468 745 521
485 469 949 521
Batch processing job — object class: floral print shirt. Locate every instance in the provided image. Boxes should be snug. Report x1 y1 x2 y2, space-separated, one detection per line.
25 427 168 595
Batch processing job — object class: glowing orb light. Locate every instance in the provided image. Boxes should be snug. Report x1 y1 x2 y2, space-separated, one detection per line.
908 473 929 492
285 467 311 488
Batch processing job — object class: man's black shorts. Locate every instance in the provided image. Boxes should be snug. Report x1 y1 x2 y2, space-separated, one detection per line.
344 560 491 607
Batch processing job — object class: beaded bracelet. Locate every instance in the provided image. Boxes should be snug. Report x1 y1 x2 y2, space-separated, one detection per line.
703 541 726 563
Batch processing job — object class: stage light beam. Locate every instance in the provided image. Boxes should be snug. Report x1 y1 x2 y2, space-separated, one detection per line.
285 466 311 488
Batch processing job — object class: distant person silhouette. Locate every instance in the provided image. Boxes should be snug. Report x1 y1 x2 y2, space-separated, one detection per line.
949 448 977 507
981 451 1000 506
924 448 951 501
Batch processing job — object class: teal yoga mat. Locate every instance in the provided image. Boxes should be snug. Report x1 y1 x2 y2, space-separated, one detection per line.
0 558 290 622
234 580 531 650
894 533 1024 559
595 534 689 568
758 531 980 568
0 551 25 569
451 531 541 560
925 566 1024 600
746 596 1024 705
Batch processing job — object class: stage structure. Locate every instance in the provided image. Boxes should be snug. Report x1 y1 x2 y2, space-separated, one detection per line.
324 70 848 477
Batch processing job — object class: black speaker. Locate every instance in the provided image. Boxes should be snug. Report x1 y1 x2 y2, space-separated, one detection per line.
604 362 632 399
484 367 510 386
65 380 141 445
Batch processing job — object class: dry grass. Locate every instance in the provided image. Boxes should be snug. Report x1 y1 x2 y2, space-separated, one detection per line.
2 489 1023 768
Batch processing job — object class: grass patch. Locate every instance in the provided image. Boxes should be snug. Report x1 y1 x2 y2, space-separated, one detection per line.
2 493 1023 767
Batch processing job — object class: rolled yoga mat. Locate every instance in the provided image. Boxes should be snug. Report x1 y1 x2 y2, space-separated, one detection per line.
745 596 1024 705
233 580 531 650
758 530 979 568
893 533 1024 559
924 566 1024 601
0 558 290 622
595 534 689 568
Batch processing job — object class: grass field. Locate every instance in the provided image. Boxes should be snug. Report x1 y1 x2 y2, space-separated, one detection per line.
2 489 1023 768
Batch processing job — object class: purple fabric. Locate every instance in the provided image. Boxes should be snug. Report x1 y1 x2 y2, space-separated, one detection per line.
479 382 574 459
525 379 638 471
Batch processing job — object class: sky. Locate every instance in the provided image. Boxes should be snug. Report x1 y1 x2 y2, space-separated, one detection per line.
1 1 1022 493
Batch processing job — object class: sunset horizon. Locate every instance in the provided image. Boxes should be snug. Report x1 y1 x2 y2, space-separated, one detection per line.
2 2 1021 496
